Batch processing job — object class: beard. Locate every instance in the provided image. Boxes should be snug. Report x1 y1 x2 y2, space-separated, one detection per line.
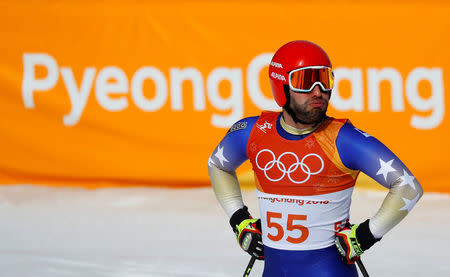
284 97 329 125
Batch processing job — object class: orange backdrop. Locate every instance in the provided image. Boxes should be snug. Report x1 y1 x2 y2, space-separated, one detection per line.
0 1 449 192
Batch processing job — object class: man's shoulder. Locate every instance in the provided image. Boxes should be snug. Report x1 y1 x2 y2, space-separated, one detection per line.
227 111 283 135
226 116 260 135
336 119 375 142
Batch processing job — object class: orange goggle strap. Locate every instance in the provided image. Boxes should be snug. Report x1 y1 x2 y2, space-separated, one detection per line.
289 66 334 92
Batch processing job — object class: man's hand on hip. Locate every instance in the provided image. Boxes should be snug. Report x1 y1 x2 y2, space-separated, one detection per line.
335 219 381 264
230 206 264 260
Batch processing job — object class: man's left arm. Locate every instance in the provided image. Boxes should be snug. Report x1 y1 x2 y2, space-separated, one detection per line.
334 122 423 263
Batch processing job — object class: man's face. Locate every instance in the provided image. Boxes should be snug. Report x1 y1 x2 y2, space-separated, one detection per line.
287 85 331 124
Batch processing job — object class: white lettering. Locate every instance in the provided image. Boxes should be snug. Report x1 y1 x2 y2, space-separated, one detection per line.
368 68 404 112
20 53 446 130
247 53 278 111
61 67 96 126
270 72 286 81
95 66 128 111
206 67 243 128
406 68 444 129
270 61 283 68
22 53 59 108
170 67 205 111
131 66 167 111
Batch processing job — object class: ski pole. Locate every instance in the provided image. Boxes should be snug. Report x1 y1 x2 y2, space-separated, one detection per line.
242 256 256 277
356 258 369 277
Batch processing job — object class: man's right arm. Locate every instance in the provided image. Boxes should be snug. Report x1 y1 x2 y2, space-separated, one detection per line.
208 116 265 259
207 116 258 217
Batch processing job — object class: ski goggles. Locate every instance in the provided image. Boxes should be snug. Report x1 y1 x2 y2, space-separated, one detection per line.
288 66 334 92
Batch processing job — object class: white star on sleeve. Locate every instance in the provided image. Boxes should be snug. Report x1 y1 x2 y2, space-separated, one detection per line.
398 169 416 190
214 145 229 167
376 158 396 182
399 193 420 213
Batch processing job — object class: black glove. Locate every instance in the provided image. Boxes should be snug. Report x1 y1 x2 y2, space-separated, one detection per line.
335 219 381 264
229 206 264 260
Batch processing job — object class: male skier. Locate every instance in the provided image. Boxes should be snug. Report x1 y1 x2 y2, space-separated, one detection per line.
208 40 423 276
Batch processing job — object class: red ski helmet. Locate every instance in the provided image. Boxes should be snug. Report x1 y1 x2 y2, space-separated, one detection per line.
269 40 333 107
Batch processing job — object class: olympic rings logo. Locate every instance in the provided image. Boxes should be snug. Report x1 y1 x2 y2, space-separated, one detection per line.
255 149 324 184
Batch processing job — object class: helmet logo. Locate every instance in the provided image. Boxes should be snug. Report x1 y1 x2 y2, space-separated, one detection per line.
270 72 286 81
270 61 283 69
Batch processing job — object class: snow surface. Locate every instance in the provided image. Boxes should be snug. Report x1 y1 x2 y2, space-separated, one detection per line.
0 185 449 277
